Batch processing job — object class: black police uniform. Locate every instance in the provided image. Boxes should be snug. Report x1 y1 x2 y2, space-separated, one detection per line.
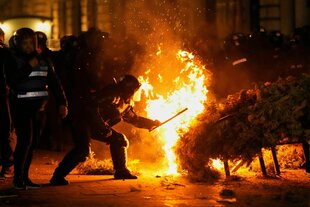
9 54 67 187
0 43 32 176
51 76 158 184
94 83 159 179
50 31 107 185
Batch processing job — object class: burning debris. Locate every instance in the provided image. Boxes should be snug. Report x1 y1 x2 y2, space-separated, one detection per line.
76 148 114 175
160 176 186 190
76 146 141 176
176 73 310 181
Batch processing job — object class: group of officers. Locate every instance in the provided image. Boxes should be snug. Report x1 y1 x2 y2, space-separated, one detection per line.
0 27 161 190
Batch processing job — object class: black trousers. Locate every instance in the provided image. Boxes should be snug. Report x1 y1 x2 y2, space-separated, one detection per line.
53 103 91 177
53 103 128 178
10 99 44 180
0 95 15 168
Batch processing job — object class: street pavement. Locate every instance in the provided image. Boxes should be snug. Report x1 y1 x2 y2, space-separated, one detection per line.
0 150 232 207
1 150 310 207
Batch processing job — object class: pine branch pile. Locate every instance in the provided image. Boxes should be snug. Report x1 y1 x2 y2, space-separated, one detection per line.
176 73 310 181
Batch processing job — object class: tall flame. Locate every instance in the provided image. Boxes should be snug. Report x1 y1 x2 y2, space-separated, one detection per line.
137 50 211 175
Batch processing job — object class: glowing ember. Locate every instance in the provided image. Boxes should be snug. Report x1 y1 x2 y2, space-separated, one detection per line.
138 50 211 175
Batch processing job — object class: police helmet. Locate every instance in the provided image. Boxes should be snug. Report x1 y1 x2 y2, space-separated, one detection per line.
118 75 141 95
11 27 37 52
35 31 47 48
77 27 108 50
60 35 78 51
224 33 246 49
269 30 284 47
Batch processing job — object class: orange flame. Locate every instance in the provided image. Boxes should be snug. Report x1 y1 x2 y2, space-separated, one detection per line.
210 159 224 171
137 50 211 175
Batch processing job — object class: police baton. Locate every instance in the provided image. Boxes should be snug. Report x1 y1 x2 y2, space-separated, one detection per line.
149 108 188 132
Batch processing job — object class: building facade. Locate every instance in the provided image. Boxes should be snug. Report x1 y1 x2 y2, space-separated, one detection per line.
1 0 310 47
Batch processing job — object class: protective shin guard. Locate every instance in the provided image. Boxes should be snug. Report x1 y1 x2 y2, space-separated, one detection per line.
110 145 137 179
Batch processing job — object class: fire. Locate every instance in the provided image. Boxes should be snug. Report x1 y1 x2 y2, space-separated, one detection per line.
137 50 211 175
210 159 224 171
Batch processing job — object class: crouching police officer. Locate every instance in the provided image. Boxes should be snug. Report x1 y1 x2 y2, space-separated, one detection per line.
50 75 160 185
9 28 68 189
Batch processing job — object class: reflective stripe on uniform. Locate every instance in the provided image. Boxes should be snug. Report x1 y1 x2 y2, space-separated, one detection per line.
17 91 48 98
29 71 48 77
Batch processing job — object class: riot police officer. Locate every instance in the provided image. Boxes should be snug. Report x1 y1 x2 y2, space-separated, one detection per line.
49 28 106 186
50 74 160 185
94 75 161 179
35 31 52 57
8 27 68 189
1 28 33 178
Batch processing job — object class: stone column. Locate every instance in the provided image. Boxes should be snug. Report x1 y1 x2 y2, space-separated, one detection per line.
80 0 88 31
65 0 73 35
216 0 236 40
87 0 96 29
96 0 111 32
295 0 310 28
71 0 81 35
280 0 295 35
110 0 126 37
51 0 59 39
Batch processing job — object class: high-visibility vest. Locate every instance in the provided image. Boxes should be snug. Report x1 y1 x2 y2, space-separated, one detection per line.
14 57 49 100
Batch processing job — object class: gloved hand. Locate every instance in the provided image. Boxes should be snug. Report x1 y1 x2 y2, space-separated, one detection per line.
59 105 68 119
149 119 161 131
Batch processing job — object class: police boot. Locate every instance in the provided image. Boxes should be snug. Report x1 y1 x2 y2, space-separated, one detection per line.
110 146 137 180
